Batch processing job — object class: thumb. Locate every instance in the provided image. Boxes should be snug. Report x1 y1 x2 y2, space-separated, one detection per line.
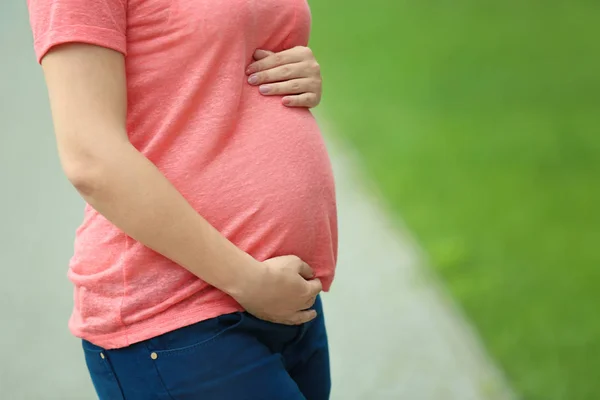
253 49 274 61
298 262 315 280
306 278 323 296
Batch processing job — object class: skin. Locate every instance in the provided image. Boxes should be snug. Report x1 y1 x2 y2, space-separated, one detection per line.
40 43 325 325
247 47 323 108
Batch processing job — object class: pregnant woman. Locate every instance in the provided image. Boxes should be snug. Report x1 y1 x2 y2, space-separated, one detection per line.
27 0 337 399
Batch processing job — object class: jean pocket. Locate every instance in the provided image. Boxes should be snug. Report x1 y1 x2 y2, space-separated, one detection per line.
82 341 125 400
146 313 251 399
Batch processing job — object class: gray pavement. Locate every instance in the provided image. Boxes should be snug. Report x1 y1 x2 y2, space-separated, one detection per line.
1 3 515 399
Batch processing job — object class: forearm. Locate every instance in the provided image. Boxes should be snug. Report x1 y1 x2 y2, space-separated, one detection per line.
67 139 256 295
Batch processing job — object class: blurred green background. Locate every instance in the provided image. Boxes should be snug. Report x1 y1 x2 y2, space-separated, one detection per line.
309 2 600 400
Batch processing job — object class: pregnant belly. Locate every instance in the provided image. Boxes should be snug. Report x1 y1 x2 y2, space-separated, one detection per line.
68 93 338 339
189 103 338 284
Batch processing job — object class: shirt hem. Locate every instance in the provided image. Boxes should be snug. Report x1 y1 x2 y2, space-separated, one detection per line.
72 298 244 350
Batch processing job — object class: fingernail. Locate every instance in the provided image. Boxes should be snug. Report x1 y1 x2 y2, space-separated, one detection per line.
254 49 269 58
282 97 292 106
259 85 271 94
248 74 259 85
248 63 260 74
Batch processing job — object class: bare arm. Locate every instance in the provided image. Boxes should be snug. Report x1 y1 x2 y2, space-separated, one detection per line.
41 43 321 324
42 43 254 293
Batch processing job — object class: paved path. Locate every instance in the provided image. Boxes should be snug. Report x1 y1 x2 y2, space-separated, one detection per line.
1 3 515 399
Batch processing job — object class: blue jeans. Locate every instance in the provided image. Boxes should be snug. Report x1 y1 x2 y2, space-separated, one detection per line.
82 296 330 400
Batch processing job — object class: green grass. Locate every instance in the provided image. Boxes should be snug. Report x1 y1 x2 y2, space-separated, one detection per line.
308 2 600 399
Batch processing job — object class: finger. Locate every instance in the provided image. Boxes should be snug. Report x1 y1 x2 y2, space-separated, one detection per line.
298 262 315 279
246 46 312 75
306 278 323 295
248 62 310 85
303 295 317 310
291 309 318 325
258 78 315 96
253 49 274 61
283 92 320 108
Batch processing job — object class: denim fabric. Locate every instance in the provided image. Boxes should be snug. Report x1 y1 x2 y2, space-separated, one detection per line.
82 296 330 400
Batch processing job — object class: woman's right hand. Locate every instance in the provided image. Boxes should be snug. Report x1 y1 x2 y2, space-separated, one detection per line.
231 255 322 325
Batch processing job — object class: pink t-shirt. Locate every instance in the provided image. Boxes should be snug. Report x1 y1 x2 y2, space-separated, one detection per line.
28 0 337 349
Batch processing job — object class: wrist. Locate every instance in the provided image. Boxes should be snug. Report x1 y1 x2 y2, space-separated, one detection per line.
221 254 265 300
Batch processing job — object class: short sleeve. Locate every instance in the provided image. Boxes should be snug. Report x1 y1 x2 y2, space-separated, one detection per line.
27 0 127 64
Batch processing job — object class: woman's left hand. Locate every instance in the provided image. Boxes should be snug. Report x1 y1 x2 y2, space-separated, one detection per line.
246 46 322 108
